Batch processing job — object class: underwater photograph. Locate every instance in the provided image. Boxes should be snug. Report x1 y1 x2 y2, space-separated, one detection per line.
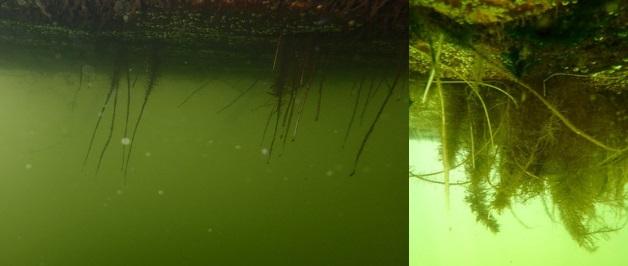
0 1 408 265
410 0 627 265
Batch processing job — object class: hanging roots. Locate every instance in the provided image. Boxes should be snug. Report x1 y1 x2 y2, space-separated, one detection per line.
412 37 628 250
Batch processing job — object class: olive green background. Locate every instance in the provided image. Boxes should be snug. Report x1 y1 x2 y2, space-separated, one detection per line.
0 55 407 265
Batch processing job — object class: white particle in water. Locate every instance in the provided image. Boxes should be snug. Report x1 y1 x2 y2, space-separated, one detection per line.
25 164 32 170
207 228 213 233
234 145 242 150
325 170 333 176
157 190 164 196
145 152 152 157
116 189 123 195
261 148 269 155
121 137 131 145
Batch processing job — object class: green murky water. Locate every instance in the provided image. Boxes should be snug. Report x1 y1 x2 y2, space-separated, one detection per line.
0 44 407 265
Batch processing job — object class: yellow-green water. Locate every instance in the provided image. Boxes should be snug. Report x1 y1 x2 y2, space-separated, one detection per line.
410 139 628 266
0 57 407 265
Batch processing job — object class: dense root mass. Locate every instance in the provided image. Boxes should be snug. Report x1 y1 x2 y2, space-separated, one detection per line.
409 0 628 250
410 0 628 250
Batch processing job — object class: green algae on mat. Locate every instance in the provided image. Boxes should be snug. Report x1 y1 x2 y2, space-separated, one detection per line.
411 0 565 24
